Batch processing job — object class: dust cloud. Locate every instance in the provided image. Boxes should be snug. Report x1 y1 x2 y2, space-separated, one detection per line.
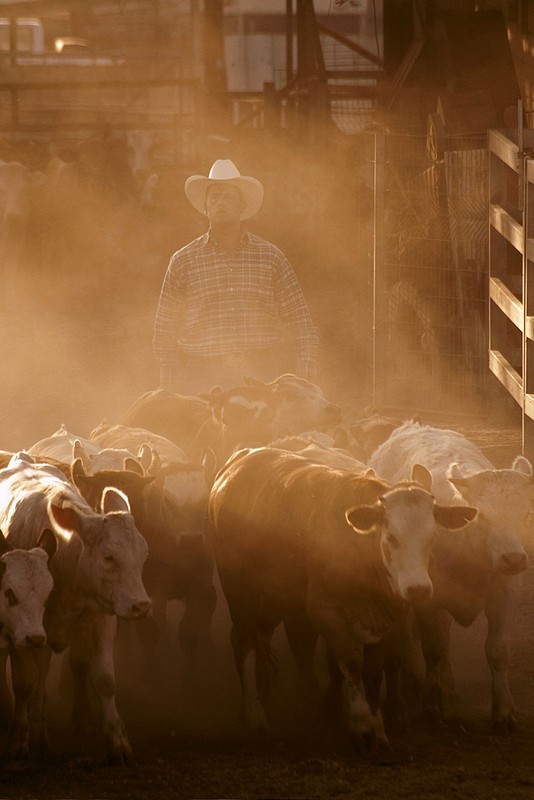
0 120 374 455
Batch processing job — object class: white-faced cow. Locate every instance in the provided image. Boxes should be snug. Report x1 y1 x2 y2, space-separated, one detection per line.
241 373 343 436
0 528 57 722
368 420 534 733
0 452 150 763
209 447 476 748
82 425 218 690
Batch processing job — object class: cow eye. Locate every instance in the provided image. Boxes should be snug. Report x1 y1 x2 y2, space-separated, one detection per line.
386 534 400 550
4 588 18 607
103 554 118 569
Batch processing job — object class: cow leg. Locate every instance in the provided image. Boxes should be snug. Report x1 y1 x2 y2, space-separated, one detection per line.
485 573 521 734
86 613 133 765
69 621 97 733
362 640 387 727
412 601 456 722
0 645 11 728
338 651 388 751
8 647 34 755
9 646 51 757
178 583 218 694
308 596 385 750
283 615 320 701
381 615 422 734
230 619 274 733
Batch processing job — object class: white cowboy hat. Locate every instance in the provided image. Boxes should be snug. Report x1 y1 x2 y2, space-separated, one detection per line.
184 159 264 220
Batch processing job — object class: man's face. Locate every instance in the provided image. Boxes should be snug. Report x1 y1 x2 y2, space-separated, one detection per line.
205 183 244 224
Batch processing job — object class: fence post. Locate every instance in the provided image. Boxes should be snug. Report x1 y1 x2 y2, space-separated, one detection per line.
372 130 387 408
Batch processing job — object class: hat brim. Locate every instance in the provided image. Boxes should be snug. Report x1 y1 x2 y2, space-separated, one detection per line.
185 174 264 220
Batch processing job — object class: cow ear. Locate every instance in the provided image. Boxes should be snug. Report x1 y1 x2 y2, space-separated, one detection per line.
48 502 82 540
71 457 89 488
411 463 432 492
345 503 383 534
0 559 6 582
37 528 58 561
101 487 130 514
434 504 477 530
332 427 348 448
72 440 92 472
124 456 144 476
138 444 153 472
364 467 376 478
0 530 10 556
512 455 533 476
201 447 218 486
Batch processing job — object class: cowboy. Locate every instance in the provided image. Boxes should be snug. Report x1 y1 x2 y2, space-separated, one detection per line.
152 159 319 393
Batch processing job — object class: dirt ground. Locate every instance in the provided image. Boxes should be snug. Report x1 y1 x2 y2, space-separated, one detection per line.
1 414 534 800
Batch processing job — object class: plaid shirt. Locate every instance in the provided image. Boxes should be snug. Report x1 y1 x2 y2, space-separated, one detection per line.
153 229 319 379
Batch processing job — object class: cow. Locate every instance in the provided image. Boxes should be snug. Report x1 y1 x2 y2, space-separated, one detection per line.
241 373 343 436
28 424 102 462
208 446 477 749
122 385 277 467
271 435 370 472
120 374 343 462
348 411 409 462
0 529 55 650
0 529 56 724
82 425 218 690
0 452 151 763
368 420 534 733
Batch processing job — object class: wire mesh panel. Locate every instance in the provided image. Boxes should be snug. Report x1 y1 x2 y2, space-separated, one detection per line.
363 129 489 414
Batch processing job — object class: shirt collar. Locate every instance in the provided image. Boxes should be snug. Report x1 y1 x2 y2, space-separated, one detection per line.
203 228 251 248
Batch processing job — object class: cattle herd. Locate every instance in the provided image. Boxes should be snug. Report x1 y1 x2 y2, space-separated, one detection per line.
0 372 532 769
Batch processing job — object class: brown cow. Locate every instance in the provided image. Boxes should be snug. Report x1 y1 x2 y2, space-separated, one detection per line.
209 447 477 749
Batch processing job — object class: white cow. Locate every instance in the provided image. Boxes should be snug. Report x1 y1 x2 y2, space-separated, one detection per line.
0 452 151 762
29 424 151 475
86 423 217 685
0 530 56 725
368 420 534 732
243 373 343 436
0 530 56 650
28 424 101 462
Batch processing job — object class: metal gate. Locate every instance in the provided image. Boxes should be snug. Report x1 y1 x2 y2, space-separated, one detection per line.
363 128 489 416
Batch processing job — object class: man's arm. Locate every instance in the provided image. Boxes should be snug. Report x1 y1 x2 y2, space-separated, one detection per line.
275 253 319 379
152 253 183 389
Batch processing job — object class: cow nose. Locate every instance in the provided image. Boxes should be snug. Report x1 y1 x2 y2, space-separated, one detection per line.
130 599 152 619
25 633 47 648
406 583 433 602
499 552 528 575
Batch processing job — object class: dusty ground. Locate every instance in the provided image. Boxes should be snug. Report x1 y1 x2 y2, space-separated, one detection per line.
2 555 534 800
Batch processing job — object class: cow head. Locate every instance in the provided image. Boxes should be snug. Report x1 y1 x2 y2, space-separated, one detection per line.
345 479 477 602
243 373 342 436
447 459 532 575
199 385 276 456
0 528 56 648
47 487 151 620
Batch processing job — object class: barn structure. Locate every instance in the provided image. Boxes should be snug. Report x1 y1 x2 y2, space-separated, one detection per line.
0 0 532 453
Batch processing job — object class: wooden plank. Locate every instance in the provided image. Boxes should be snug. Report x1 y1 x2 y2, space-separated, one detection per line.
489 203 523 252
489 349 523 405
